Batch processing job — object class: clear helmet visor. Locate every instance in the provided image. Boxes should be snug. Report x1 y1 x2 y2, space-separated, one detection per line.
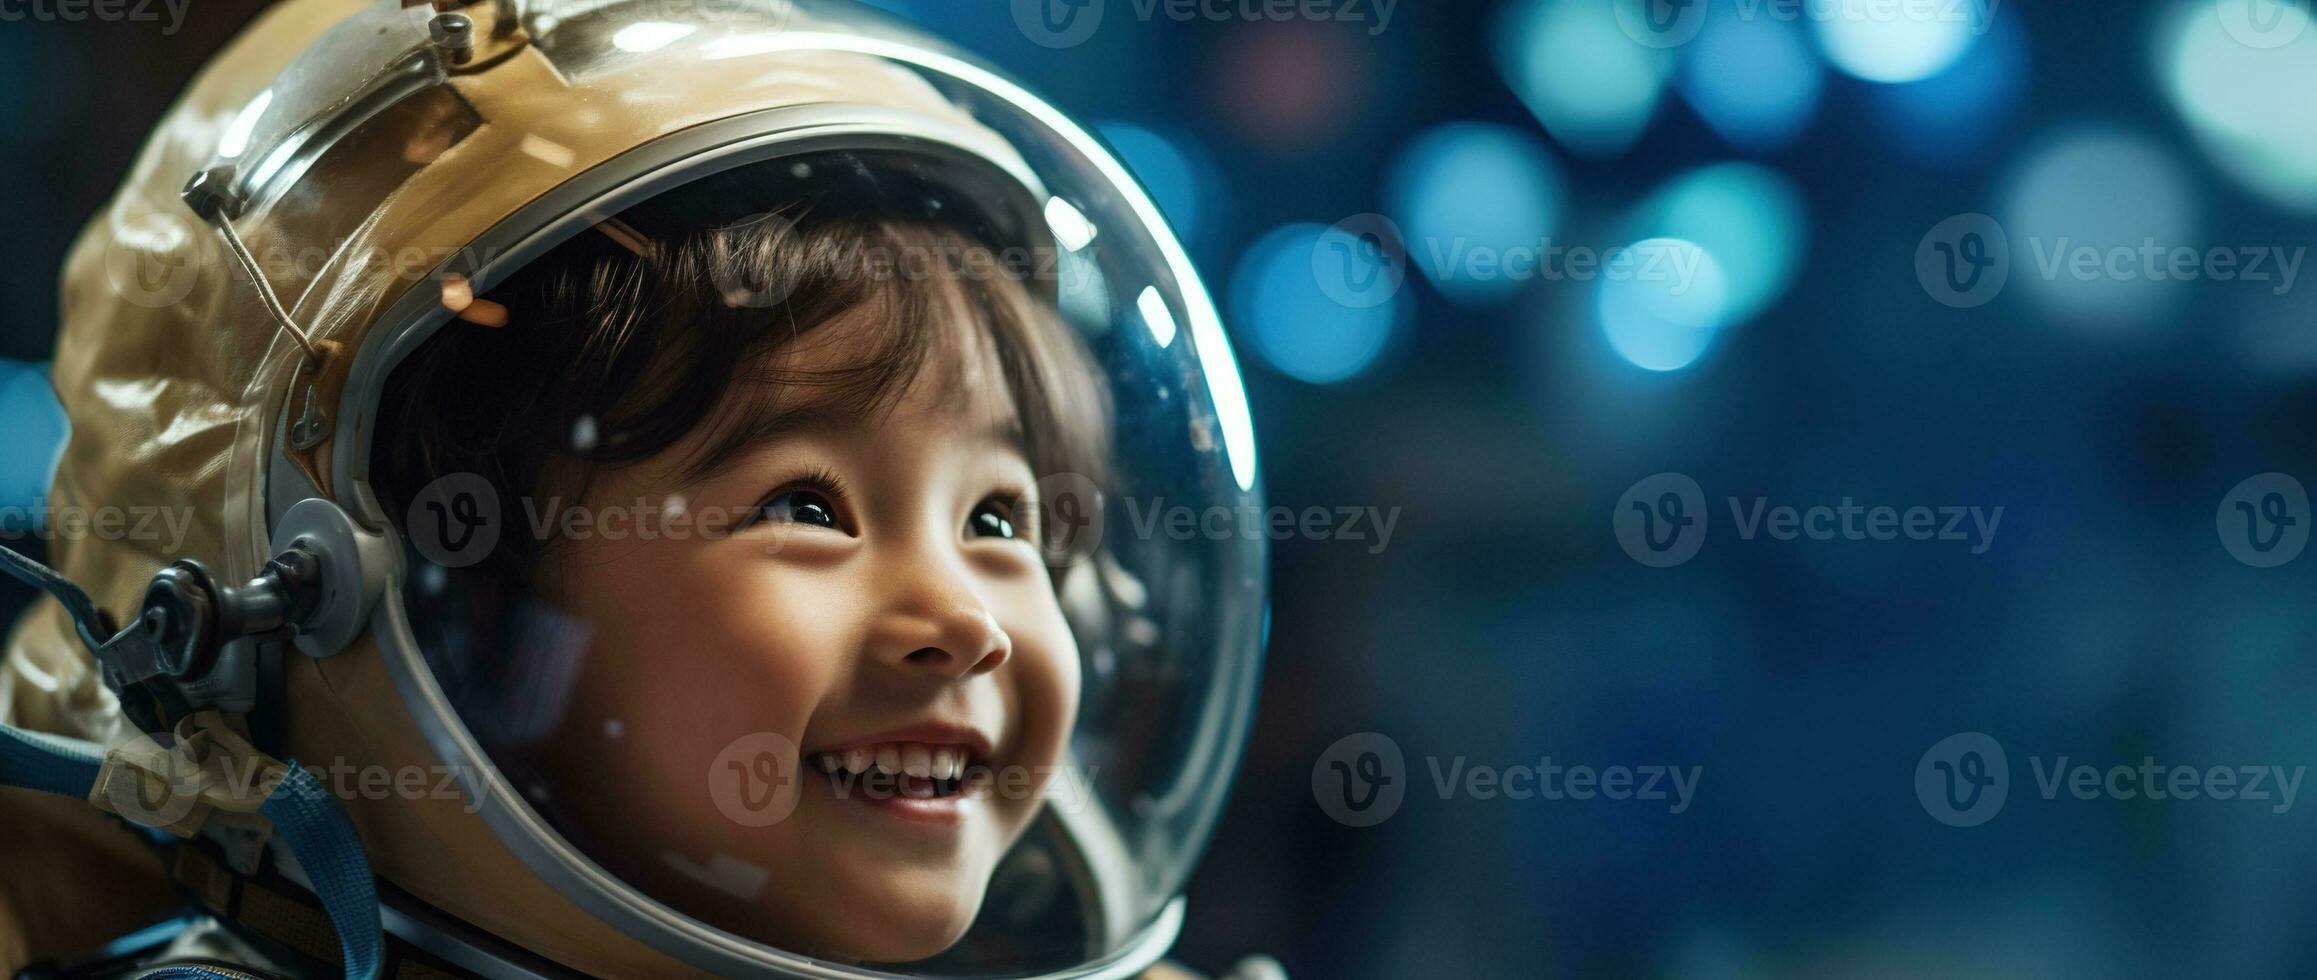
309 4 1266 975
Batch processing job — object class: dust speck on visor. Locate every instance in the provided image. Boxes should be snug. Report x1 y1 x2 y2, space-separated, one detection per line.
18 0 1267 976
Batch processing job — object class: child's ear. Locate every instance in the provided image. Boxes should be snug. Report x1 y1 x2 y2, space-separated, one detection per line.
439 275 510 328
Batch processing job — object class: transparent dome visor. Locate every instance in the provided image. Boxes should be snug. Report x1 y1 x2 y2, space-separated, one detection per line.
349 27 1266 975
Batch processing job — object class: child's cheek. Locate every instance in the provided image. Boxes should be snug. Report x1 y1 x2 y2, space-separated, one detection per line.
560 541 842 819
664 553 847 729
1001 593 1084 810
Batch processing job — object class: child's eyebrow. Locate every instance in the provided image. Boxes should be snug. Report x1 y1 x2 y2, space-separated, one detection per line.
975 414 1029 456
678 401 1031 485
679 402 842 484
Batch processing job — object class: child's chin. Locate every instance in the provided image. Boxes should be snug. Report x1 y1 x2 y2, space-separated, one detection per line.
806 880 986 965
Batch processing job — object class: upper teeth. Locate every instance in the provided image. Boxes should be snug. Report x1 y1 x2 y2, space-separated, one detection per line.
817 743 970 780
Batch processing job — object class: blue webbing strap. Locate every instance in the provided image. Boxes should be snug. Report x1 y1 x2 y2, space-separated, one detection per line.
0 543 381 978
0 544 111 651
260 760 384 980
0 725 384 980
0 723 103 799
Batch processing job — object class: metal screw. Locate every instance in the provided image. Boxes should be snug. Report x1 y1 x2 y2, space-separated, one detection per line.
431 12 475 62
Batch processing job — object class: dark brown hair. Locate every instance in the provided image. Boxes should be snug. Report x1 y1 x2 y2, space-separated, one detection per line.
371 198 1111 580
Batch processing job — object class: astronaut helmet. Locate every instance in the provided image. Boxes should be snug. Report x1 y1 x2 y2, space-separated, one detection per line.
34 0 1268 975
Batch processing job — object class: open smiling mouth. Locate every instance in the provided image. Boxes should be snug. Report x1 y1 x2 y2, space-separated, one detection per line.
810 744 991 804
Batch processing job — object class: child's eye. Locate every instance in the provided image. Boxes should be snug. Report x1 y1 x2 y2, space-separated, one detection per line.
967 499 1018 540
757 489 841 530
744 468 851 533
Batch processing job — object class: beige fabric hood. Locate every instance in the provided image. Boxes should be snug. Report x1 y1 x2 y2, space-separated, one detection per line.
2 0 1060 971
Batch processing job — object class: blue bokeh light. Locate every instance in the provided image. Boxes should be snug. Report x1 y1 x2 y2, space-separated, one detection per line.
1231 223 1403 384
1493 0 1674 158
0 361 67 532
2159 0 2317 213
1097 120 1218 251
1385 122 1564 309
1679 12 1823 153
1624 162 1807 323
1812 0 1988 83
1867 8 2028 168
1597 237 1730 372
1998 127 2200 329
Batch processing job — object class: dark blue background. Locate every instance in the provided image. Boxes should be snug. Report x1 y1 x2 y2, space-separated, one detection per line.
7 1 2317 976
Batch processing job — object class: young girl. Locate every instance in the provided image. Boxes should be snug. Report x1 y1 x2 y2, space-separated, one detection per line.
0 2 1272 976
373 156 1112 965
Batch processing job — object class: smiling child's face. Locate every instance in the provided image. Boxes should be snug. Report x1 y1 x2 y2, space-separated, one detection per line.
534 301 1083 964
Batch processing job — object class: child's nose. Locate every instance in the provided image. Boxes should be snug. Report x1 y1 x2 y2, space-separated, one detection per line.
866 576 1013 679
